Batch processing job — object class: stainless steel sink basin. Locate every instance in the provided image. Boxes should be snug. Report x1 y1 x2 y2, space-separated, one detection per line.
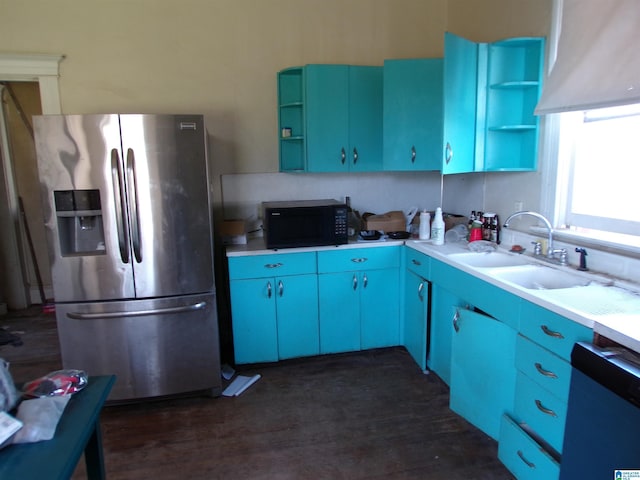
448 251 530 268
489 265 592 290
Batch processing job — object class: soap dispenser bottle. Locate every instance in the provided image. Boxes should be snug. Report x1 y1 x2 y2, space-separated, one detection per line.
431 207 445 245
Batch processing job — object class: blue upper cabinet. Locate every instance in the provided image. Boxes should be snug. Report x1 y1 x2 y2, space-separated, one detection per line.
278 67 306 172
306 65 383 172
443 32 545 174
443 33 479 174
383 58 443 171
481 37 545 171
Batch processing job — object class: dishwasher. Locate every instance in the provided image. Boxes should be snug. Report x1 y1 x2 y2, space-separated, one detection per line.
560 342 640 479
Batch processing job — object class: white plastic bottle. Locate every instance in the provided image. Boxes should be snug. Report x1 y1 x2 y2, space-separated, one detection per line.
431 207 445 245
419 210 430 240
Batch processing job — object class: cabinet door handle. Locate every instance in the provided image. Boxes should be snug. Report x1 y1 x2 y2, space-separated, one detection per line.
353 147 358 165
278 280 284 297
517 450 536 469
445 142 453 164
267 281 272 299
265 262 283 269
535 399 558 417
411 145 416 163
341 147 346 165
411 258 421 266
452 309 460 332
351 257 368 263
534 362 558 379
417 282 424 302
362 273 368 289
540 324 564 339
352 273 358 290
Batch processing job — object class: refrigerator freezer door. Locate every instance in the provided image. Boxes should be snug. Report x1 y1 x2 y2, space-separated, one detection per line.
119 114 214 298
34 114 135 302
55 292 222 401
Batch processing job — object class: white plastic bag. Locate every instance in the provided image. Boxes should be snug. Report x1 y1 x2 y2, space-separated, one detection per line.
12 395 70 444
0 359 18 412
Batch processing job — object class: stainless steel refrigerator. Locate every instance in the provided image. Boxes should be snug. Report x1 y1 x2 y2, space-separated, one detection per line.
33 114 221 402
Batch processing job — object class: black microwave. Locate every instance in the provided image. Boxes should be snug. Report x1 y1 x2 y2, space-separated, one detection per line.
262 199 348 249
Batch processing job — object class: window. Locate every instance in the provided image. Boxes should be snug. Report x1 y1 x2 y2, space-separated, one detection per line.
555 103 640 247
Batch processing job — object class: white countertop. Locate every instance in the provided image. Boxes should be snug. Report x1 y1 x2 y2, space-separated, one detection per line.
405 240 640 353
225 237 405 257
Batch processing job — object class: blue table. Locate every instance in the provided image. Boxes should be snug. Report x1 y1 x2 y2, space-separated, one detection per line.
0 375 115 480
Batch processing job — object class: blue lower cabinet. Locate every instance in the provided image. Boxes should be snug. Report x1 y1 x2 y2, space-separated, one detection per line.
428 284 465 385
498 415 560 480
450 307 517 440
319 268 400 354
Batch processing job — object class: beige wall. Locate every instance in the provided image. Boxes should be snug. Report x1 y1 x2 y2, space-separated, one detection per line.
0 0 446 176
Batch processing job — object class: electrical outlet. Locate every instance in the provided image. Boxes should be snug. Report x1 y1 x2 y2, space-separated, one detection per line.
514 201 524 211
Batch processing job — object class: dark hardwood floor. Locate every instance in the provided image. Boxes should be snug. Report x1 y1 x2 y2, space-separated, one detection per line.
1 307 514 479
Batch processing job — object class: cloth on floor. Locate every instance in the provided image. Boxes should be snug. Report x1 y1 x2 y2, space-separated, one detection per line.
0 328 23 347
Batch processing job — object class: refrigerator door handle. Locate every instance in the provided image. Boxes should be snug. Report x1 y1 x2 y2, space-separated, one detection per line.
66 301 207 320
126 148 143 263
111 148 130 263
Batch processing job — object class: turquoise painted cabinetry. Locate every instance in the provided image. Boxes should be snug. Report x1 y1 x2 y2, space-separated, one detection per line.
228 252 319 364
443 33 545 173
278 67 306 172
403 247 432 370
306 65 382 172
443 32 478 174
383 58 443 171
498 300 592 479
430 257 519 440
428 284 464 386
318 247 400 354
449 306 517 440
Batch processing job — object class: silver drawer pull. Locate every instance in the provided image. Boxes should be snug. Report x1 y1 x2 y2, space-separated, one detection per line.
540 324 564 339
452 309 460 333
534 362 558 379
411 259 421 266
535 399 558 417
351 257 368 263
517 450 535 469
265 262 283 269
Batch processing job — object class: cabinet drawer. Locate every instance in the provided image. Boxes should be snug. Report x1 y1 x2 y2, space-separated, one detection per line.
432 259 521 330
516 334 571 401
498 414 560 480
520 301 592 362
317 246 400 273
228 252 317 280
513 372 567 454
405 247 430 279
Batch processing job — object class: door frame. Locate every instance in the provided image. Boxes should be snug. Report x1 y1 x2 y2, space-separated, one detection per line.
0 53 63 309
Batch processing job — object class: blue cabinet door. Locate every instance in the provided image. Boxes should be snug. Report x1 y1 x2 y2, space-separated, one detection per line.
349 66 383 172
361 268 400 349
383 58 443 171
428 284 465 385
230 278 278 364
450 307 517 440
403 269 428 370
306 65 350 172
443 32 479 174
276 273 320 360
306 65 382 172
319 271 360 353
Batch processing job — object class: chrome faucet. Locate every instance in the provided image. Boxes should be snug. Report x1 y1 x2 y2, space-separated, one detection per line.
503 211 568 265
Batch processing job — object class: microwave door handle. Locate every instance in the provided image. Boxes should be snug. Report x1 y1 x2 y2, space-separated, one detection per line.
111 148 130 263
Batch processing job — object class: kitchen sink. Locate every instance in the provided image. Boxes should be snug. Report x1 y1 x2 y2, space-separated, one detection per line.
448 251 530 268
488 264 593 290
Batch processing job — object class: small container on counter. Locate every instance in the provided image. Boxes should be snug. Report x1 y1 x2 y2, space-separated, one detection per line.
431 207 445 245
419 210 430 240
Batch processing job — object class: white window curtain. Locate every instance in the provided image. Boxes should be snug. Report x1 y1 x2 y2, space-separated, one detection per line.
535 0 640 114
